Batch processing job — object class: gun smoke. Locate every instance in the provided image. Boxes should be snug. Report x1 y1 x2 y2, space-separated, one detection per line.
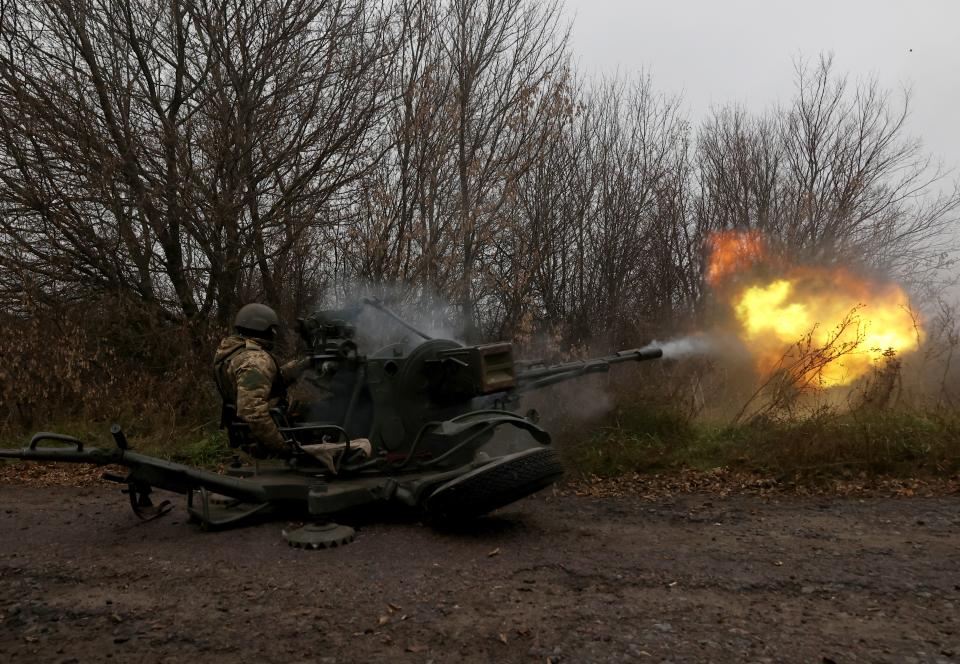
643 336 714 359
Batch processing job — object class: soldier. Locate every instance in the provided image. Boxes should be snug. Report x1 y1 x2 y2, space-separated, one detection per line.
213 303 309 458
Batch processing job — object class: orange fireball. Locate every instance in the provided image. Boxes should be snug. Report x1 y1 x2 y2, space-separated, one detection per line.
706 230 766 286
707 231 922 386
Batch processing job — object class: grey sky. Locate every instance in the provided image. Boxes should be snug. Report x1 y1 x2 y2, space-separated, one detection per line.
562 0 960 175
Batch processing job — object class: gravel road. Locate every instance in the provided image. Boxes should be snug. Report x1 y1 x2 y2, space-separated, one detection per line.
1 484 958 663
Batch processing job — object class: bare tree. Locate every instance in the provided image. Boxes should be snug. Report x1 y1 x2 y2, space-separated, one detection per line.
495 74 689 345
442 0 568 335
343 0 458 299
0 0 393 329
694 55 960 289
334 0 572 332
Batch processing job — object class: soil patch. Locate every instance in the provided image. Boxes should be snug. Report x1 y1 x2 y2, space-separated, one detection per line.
1 484 958 662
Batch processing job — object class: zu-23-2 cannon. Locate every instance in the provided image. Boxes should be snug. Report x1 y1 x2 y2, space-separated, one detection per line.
0 299 662 548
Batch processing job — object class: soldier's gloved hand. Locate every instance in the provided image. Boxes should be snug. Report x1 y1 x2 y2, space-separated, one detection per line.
320 360 338 376
304 362 337 387
280 357 312 383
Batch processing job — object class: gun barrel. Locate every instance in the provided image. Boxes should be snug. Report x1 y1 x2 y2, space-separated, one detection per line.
515 346 662 391
610 346 664 363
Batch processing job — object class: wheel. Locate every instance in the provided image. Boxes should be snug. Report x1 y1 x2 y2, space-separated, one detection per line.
424 447 564 523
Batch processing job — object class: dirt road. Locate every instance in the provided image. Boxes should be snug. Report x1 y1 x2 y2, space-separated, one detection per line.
1 484 958 663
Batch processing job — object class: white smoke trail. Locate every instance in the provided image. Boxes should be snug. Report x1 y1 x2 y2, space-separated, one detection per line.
643 336 714 359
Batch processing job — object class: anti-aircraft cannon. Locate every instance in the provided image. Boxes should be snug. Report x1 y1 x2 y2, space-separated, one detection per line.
0 300 662 547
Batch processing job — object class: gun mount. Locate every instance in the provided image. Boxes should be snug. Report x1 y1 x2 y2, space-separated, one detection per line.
294 299 662 461
0 300 662 547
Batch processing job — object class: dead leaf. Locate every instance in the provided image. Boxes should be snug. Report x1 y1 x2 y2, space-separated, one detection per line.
387 602 401 612
406 644 428 653
498 633 508 644
377 615 390 626
487 547 501 557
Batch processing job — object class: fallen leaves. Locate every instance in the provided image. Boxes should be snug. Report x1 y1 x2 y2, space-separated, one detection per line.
487 547 501 558
0 461 125 488
563 469 960 500
4 458 958 501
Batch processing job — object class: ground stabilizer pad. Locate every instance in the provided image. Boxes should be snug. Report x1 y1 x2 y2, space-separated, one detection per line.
424 447 564 522
283 522 356 549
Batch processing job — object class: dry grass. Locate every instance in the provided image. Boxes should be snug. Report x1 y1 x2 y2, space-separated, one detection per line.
558 400 960 482
0 299 216 444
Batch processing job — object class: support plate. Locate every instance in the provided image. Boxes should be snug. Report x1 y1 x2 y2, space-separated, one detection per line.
283 522 356 549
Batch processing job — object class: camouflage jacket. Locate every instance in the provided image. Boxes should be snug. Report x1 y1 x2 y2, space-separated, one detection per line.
214 335 291 456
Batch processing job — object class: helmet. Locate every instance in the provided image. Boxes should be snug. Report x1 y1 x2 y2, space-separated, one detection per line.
234 303 280 340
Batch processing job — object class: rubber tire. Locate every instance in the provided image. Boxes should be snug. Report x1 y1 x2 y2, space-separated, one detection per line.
424 447 564 524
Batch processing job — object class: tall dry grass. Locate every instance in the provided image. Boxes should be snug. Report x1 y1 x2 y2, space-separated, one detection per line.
0 299 218 446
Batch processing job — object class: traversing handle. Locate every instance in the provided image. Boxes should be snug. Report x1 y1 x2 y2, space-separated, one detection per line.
28 432 84 452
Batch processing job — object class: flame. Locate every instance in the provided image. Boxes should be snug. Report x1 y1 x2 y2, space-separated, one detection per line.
706 230 766 286
708 231 921 386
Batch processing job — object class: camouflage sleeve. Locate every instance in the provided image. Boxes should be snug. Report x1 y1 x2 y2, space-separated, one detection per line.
280 357 311 384
234 354 287 455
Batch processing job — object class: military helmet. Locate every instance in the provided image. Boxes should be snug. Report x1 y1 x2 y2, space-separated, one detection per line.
234 303 280 339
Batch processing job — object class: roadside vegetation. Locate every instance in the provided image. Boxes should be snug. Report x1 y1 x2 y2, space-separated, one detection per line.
555 332 960 483
559 405 960 482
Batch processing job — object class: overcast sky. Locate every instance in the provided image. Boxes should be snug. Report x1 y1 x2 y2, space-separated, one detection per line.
562 0 960 176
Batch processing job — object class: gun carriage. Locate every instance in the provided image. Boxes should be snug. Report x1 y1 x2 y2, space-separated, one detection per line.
0 299 662 547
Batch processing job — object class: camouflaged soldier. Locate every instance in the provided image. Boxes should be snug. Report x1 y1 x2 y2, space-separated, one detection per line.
214 303 309 458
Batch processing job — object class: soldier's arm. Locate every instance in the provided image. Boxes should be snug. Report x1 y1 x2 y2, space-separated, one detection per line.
282 357 338 386
234 359 288 455
280 357 311 384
